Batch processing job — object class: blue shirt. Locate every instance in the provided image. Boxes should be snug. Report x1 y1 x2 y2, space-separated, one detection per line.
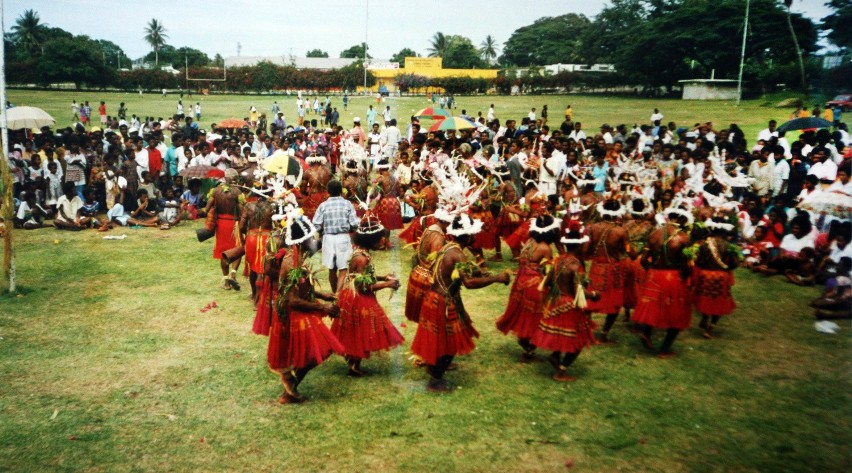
592 162 609 192
312 196 359 235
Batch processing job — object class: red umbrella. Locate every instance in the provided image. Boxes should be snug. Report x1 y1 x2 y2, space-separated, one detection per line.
218 118 249 128
413 107 452 119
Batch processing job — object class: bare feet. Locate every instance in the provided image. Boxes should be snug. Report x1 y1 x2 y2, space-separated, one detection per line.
552 370 577 382
426 378 454 393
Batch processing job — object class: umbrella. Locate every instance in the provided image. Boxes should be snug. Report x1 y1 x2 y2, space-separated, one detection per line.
428 116 477 132
776 117 833 133
179 165 220 179
413 107 452 119
5 106 55 130
264 150 303 176
799 191 852 220
218 118 249 128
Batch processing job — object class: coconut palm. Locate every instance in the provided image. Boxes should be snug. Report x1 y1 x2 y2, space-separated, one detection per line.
782 0 807 92
10 9 46 55
143 19 169 66
479 35 498 65
427 32 454 58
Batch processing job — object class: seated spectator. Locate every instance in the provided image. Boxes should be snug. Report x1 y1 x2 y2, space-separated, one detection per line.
54 182 91 230
810 257 852 319
158 188 182 229
180 178 206 220
127 188 159 227
14 191 50 229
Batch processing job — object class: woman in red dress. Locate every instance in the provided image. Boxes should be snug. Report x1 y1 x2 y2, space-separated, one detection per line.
532 222 597 381
693 218 740 339
331 212 404 375
496 215 560 361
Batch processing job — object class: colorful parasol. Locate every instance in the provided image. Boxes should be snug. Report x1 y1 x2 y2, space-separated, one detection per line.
5 106 55 130
413 107 452 119
428 116 477 132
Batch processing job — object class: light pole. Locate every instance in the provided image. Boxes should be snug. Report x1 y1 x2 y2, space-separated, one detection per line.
736 0 750 106
363 0 369 95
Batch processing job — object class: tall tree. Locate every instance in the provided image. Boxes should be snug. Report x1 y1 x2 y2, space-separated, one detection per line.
10 9 46 55
340 43 370 59
442 36 486 69
500 14 591 66
306 49 329 58
143 18 168 66
390 47 419 64
479 35 498 64
213 53 224 67
427 32 454 58
822 0 852 51
37 35 115 88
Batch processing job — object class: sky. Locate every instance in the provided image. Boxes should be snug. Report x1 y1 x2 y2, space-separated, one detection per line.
3 0 836 61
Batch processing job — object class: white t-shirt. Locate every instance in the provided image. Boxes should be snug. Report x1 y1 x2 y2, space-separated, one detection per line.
650 112 664 123
828 241 852 264
808 160 838 181
757 128 778 142
773 158 790 196
780 233 816 255
55 195 83 223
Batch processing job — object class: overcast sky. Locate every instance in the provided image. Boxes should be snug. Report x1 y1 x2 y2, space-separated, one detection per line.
3 0 835 61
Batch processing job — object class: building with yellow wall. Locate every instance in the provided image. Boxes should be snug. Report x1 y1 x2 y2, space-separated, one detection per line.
365 57 499 93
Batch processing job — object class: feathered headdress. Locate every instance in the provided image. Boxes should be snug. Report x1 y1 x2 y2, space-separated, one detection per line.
430 160 487 225
561 220 589 245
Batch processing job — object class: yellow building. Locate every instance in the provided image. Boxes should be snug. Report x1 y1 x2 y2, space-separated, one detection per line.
364 57 499 93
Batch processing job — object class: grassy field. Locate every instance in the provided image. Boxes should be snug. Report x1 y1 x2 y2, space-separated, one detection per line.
1 91 850 472
5 89 816 143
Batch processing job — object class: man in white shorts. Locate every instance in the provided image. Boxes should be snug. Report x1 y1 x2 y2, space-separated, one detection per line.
312 180 359 293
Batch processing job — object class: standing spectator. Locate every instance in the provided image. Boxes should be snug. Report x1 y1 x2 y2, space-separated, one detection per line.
80 101 91 125
312 180 359 293
366 105 377 127
383 105 392 124
64 143 87 200
71 100 80 121
650 108 664 124
98 101 107 125
195 102 202 120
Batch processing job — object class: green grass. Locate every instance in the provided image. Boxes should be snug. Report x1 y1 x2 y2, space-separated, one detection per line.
6 89 807 143
0 221 850 472
1 91 850 471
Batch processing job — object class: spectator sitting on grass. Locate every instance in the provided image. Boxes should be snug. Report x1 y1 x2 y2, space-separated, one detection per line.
810 256 852 320
128 188 159 227
14 191 50 229
158 188 182 229
180 178 206 220
54 182 90 230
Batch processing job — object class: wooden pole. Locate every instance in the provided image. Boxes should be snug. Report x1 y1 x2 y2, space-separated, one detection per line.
0 0 16 294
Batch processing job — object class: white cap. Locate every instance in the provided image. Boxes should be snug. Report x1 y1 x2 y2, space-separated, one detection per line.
353 117 361 122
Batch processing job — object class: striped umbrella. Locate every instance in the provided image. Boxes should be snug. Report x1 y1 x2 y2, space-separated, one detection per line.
413 107 452 119
428 116 477 132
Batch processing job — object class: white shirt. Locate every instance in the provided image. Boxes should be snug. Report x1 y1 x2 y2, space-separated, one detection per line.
135 148 149 180
780 233 816 255
568 130 586 142
757 128 778 142
773 158 790 196
528 111 536 121
602 131 614 144
650 112 664 123
189 155 206 167
487 107 495 121
808 160 838 181
383 109 392 122
828 241 852 263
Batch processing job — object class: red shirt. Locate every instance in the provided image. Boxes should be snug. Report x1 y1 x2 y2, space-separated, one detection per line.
147 147 163 176
98 104 106 116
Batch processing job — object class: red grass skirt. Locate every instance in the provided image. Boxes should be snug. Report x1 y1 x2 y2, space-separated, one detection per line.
633 269 692 330
504 220 531 252
584 259 626 314
375 196 403 230
267 310 344 370
532 295 597 353
693 269 736 316
301 191 329 221
471 209 496 250
399 216 436 245
495 208 523 238
253 277 277 336
622 258 646 309
495 265 544 339
405 265 432 322
244 230 271 274
331 289 404 358
411 291 479 366
213 214 238 259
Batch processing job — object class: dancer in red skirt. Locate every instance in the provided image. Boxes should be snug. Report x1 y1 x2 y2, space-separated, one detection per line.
585 198 629 343
205 169 245 290
533 222 598 381
490 169 524 262
411 214 511 392
400 177 438 244
240 198 274 302
405 210 452 323
331 212 403 375
269 208 343 404
496 214 560 362
253 229 285 336
622 198 655 326
633 208 694 358
694 217 741 339
371 159 404 232
299 155 332 220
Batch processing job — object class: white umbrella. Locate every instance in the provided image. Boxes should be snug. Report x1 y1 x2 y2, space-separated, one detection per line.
5 106 56 130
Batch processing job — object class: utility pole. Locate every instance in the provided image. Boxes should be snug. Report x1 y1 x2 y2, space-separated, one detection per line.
736 0 750 106
363 0 369 95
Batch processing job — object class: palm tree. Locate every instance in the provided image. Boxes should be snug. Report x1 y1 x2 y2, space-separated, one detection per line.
11 9 46 55
427 32 454 59
782 0 807 92
143 18 169 66
479 35 498 65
